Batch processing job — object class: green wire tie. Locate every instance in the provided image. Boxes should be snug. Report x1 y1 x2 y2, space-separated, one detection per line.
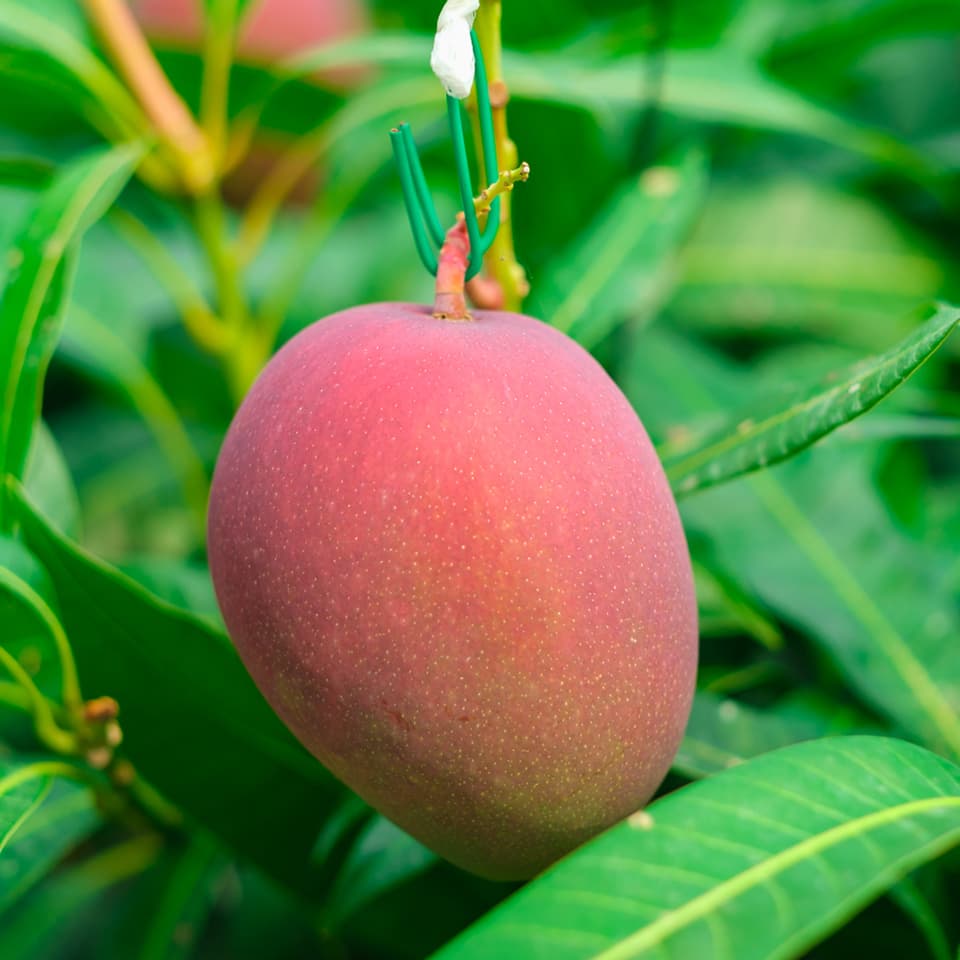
390 30 500 281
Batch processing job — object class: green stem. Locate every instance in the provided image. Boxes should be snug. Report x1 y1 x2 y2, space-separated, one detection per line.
0 761 94 798
0 645 76 755
0 567 83 717
193 194 265 403
473 0 528 310
201 0 239 166
109 209 229 355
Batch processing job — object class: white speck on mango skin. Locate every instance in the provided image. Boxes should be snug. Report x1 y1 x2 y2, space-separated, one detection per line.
207 301 699 881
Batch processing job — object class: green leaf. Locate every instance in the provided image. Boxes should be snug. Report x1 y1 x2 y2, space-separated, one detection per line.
665 303 960 496
0 832 163 959
692 452 960 762
0 142 143 497
136 834 224 960
23 422 79 538
285 36 929 176
60 304 208 537
0 156 53 190
670 179 953 348
692 556 783 651
0 536 65 706
6 484 349 897
0 760 98 916
534 148 708 348
118 558 222 624
890 878 953 960
620 331 960 761
0 0 146 142
320 817 436 930
675 691 845 780
433 737 960 960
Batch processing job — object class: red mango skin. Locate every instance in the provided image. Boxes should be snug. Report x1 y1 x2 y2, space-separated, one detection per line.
207 303 698 881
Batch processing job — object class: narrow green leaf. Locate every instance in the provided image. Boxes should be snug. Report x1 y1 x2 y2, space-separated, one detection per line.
0 536 64 704
0 142 143 493
535 148 708 347
693 555 783 650
284 36 929 176
671 179 950 347
433 737 960 960
320 817 436 930
23 422 79 538
0 833 163 959
890 878 953 960
666 303 960 496
6 483 347 897
60 304 208 534
675 692 844 780
0 760 98 916
137 834 224 960
621 330 960 761
0 0 146 141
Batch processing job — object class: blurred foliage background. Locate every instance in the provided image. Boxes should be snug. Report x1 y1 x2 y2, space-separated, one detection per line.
0 0 958 957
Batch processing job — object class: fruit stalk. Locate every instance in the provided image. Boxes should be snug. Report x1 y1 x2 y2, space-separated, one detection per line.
433 163 528 319
433 219 471 320
472 0 529 310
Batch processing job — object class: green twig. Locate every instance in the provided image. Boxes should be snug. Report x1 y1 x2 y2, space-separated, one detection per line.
0 566 83 718
201 0 240 166
193 194 265 402
108 209 229 355
472 0 529 308
0 643 76 755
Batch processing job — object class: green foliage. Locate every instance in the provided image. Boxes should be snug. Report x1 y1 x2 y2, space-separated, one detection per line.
665 303 960 495
433 738 960 960
0 0 958 957
7 483 348 896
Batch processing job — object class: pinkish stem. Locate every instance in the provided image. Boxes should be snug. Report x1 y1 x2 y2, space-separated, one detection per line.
433 219 472 320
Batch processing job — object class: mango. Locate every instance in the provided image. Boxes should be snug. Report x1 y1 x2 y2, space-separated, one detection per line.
208 303 698 880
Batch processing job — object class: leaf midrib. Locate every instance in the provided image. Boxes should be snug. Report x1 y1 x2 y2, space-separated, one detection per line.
590 794 960 960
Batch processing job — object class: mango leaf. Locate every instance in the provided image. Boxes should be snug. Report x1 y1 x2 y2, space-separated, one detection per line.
319 817 436 931
118 558 222 625
0 833 163 959
675 691 849 780
60 304 208 535
621 330 960 762
6 483 349 897
285 36 928 176
135 834 224 960
0 142 143 498
432 737 960 960
0 760 99 916
0 0 146 141
665 303 960 495
890 877 954 960
670 179 953 348
22 422 79 538
534 147 708 348
0 536 64 705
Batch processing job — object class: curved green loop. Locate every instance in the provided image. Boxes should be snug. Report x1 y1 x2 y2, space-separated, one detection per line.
390 30 502 281
390 128 438 276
